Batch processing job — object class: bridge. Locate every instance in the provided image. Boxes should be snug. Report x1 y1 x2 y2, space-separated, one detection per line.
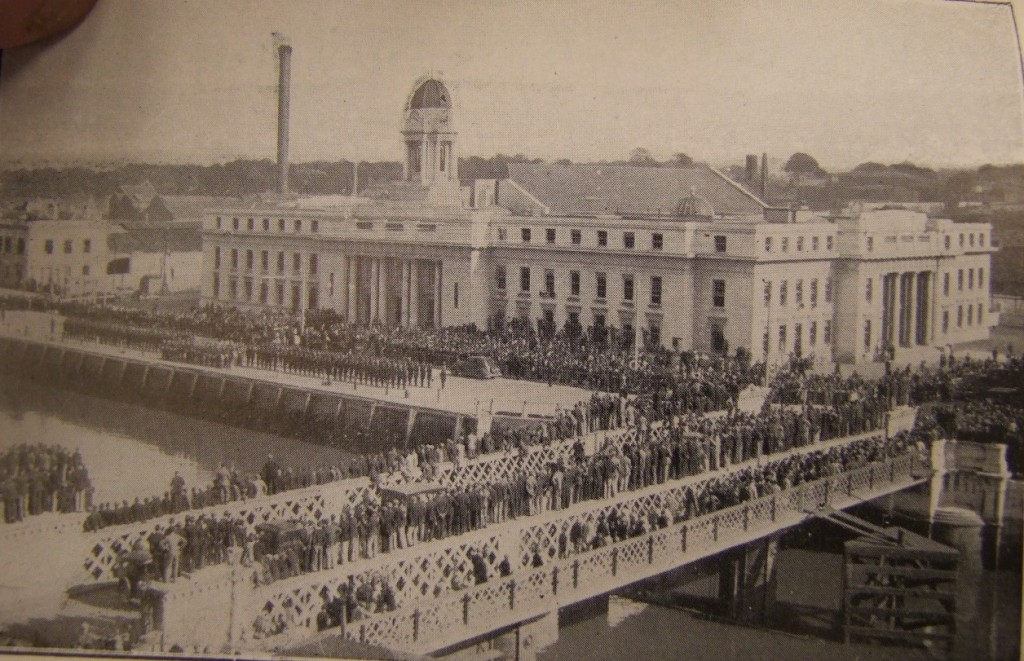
124 406 925 656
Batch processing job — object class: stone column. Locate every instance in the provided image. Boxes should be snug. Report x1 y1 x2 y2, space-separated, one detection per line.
410 260 420 328
347 256 358 323
369 258 380 322
435 261 443 328
380 258 390 325
401 260 411 327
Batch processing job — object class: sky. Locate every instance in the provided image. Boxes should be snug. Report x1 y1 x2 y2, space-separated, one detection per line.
0 0 1022 170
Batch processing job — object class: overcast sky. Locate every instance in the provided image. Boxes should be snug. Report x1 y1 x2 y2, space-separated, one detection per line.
0 0 1021 169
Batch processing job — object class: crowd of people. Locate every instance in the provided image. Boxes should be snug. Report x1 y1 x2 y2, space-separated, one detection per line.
1 444 92 524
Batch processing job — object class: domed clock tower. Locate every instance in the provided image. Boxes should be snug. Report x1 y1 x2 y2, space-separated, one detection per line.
402 76 460 205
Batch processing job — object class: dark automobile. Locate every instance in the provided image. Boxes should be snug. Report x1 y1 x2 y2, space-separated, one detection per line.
451 355 501 379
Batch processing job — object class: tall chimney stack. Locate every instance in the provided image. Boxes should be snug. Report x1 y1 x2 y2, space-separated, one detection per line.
276 40 292 196
745 154 757 183
760 152 768 200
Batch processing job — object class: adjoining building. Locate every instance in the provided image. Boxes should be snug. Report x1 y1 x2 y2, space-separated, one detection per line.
200 75 996 366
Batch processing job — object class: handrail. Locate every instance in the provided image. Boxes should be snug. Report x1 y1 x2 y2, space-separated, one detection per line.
268 450 924 654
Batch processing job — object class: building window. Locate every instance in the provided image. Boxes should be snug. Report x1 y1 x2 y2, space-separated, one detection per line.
245 250 254 271
544 270 555 297
866 236 873 252
824 278 832 303
82 265 90 276
83 239 91 253
546 228 556 244
823 320 832 345
710 322 726 354
521 228 531 243
969 233 975 247
942 310 949 334
276 281 285 305
967 305 974 325
712 279 726 308
247 218 254 231
497 228 507 241
295 219 302 233
809 321 817 346
309 254 318 276
16 238 24 255
214 247 221 269
796 237 804 252
293 253 301 273
229 278 238 300
454 282 459 308
944 273 950 296
277 252 285 273
957 305 963 328
763 280 772 306
571 229 581 245
944 235 951 249
261 250 269 272
780 280 788 306
496 266 506 290
650 276 662 305
260 282 269 304
231 249 238 269
865 278 873 303
597 230 608 247
311 220 319 233
864 320 872 349
244 279 253 301
649 323 661 347
64 240 73 254
812 236 819 251
762 329 770 356
978 268 984 288
765 236 773 252
263 218 270 231
778 325 787 352
278 219 285 232
978 303 984 324
794 323 803 355
958 269 964 291
596 273 607 299
980 234 986 247
826 235 834 251
520 267 530 292
570 270 580 296
781 237 789 253
968 268 974 289
622 274 634 302
959 233 964 247
810 279 819 307
233 218 239 231
795 280 804 306
652 233 663 250
624 232 635 249
714 235 727 252
213 273 220 297
216 216 222 229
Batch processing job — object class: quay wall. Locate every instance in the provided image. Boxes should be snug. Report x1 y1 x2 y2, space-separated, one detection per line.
0 336 472 453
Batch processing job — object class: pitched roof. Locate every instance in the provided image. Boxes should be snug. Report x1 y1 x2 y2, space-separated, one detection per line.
506 162 767 216
148 195 242 220
115 181 158 206
107 223 202 254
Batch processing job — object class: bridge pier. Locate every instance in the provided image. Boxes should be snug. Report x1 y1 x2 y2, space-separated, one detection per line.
716 533 781 625
928 439 948 529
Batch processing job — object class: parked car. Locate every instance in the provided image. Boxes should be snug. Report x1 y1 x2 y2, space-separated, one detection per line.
451 355 501 379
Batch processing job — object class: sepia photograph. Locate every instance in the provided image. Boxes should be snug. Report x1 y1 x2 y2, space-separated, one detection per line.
0 0 1021 659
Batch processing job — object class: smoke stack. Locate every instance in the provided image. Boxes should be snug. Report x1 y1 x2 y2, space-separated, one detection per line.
760 152 768 200
745 154 757 182
276 40 292 196
352 161 358 196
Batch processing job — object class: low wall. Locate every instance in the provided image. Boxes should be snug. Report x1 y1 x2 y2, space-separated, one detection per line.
0 336 468 452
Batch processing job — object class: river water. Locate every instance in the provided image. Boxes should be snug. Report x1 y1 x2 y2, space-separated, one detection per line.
0 376 1019 660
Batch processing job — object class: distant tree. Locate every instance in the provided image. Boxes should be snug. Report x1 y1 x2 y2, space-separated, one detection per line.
784 152 825 176
670 153 694 167
554 158 572 165
852 161 887 172
628 148 659 167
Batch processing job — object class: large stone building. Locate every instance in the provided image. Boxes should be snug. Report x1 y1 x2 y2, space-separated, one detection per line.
200 76 996 365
